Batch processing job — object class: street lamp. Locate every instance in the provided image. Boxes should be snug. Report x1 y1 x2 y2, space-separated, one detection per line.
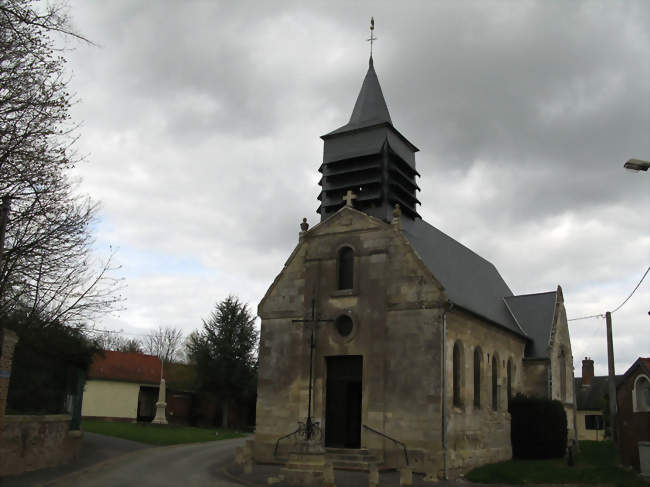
623 159 650 171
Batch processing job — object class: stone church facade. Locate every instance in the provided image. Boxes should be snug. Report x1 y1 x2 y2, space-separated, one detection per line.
254 56 576 477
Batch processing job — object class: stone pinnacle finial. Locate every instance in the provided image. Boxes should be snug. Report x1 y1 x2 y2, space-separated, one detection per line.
300 217 309 232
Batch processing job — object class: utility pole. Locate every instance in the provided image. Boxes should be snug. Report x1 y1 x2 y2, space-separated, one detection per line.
605 311 617 442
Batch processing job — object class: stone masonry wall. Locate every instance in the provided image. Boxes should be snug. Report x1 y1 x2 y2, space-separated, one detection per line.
0 328 19 428
0 414 82 477
445 309 526 474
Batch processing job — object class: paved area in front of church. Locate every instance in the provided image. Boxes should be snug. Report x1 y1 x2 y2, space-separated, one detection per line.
223 462 498 487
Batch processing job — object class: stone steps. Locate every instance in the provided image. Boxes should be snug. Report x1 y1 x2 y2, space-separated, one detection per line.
325 448 384 471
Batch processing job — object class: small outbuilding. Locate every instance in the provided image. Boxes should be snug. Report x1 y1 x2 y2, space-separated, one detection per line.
81 351 163 422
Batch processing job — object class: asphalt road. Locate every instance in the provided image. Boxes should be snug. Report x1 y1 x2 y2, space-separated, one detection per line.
43 436 248 487
1 434 248 487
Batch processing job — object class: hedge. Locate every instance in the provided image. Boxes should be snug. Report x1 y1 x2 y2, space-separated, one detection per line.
509 393 568 459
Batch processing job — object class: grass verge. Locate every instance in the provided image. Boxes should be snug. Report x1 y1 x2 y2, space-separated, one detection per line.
81 420 246 446
465 441 646 486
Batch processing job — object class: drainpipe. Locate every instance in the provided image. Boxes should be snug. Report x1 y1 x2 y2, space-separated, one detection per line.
441 301 454 481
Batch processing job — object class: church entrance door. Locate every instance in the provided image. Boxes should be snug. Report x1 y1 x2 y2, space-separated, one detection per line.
325 355 362 448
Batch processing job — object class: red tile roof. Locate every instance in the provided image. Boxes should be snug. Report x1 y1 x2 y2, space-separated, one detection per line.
88 351 163 385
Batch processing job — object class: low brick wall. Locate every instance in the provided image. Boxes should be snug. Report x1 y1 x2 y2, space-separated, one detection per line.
0 414 82 477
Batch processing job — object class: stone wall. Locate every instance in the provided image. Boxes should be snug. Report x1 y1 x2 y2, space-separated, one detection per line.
520 359 548 397
0 414 82 477
0 328 19 428
445 308 526 474
255 209 448 466
547 292 577 441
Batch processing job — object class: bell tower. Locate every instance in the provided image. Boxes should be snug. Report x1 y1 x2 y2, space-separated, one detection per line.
317 55 421 223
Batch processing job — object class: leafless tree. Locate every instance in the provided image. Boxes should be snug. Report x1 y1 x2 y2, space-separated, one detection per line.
143 326 184 364
93 331 142 353
0 1 123 326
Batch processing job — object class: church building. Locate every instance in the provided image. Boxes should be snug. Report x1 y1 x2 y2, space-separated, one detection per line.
254 54 576 477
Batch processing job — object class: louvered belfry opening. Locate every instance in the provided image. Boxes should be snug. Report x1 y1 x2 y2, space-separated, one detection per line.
318 57 421 223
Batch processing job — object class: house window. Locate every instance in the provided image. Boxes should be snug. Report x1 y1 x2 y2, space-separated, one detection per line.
507 358 512 406
337 246 354 290
473 348 481 408
492 355 498 411
633 375 650 412
453 342 462 407
585 415 604 430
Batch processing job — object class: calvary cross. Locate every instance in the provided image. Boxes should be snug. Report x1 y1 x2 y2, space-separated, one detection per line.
342 190 357 207
292 298 333 441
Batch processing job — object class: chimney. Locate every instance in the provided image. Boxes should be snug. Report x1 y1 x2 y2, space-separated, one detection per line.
582 357 594 386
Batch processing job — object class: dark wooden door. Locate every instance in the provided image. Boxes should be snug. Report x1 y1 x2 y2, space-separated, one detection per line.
325 355 363 448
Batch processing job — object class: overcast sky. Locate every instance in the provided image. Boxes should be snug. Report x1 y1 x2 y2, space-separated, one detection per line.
64 1 648 376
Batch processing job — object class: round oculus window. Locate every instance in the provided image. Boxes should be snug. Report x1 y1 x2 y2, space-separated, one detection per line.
335 315 353 337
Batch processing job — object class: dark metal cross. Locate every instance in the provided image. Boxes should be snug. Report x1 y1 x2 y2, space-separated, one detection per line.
292 298 333 441
366 17 377 57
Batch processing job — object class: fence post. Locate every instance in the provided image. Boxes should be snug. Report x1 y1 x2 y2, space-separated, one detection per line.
0 328 19 428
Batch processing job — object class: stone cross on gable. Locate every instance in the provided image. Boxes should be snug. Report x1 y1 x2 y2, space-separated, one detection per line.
342 190 357 207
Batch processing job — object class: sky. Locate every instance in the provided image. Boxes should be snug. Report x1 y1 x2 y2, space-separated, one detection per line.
63 1 648 377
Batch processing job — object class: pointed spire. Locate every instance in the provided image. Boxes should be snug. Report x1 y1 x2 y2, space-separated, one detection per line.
325 57 393 137
348 56 392 127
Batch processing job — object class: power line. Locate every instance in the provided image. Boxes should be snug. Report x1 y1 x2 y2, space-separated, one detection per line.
568 265 650 322
611 266 649 314
568 313 604 322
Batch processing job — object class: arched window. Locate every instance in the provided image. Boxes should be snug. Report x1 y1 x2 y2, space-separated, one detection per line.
492 354 499 411
559 350 567 401
337 246 354 290
473 348 481 408
633 375 650 412
507 359 513 406
453 342 462 407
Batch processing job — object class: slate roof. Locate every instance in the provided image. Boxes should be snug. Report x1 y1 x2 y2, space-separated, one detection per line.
505 291 558 358
575 375 623 410
619 357 650 383
88 350 163 385
403 219 527 338
325 57 393 137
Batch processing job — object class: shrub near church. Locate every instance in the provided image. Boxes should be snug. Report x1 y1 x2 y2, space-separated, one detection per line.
509 394 568 459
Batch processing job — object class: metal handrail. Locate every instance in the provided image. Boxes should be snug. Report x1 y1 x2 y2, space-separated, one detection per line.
273 427 300 457
362 424 409 466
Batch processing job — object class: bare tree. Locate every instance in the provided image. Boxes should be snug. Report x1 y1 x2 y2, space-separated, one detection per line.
93 331 142 353
143 326 184 364
0 1 123 326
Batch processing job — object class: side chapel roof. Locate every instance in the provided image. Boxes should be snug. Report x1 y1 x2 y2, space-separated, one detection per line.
504 291 558 358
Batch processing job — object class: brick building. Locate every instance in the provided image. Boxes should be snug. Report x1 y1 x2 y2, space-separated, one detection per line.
617 357 650 472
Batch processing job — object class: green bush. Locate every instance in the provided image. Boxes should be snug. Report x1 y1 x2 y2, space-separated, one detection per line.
509 393 567 459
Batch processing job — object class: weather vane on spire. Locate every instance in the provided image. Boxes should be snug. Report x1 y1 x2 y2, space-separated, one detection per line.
366 17 377 57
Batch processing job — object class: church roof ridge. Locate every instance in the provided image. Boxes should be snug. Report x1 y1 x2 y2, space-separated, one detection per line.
506 290 558 299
